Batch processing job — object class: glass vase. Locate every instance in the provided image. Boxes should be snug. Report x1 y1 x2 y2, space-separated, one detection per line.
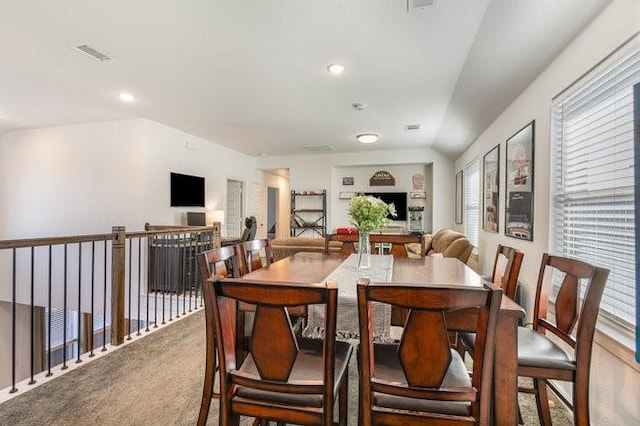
357 231 371 269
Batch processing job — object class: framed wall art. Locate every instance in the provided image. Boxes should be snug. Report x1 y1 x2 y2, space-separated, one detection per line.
505 121 535 241
483 144 500 233
455 170 463 224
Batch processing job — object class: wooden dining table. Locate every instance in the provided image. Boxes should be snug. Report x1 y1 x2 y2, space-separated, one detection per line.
242 252 525 425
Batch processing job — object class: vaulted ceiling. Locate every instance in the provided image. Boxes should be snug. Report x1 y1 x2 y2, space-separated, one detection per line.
0 0 611 158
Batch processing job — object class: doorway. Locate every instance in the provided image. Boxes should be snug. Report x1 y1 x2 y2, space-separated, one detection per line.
226 179 243 238
267 187 279 239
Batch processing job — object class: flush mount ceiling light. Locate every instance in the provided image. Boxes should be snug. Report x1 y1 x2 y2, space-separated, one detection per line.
327 64 345 75
118 92 135 102
357 133 378 144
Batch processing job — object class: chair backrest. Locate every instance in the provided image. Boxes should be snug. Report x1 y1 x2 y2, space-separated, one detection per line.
239 239 274 275
357 279 502 424
532 254 609 355
196 245 243 282
491 244 524 300
239 216 257 243
205 276 339 414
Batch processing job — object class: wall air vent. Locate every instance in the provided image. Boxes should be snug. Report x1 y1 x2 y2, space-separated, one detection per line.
407 0 437 11
75 44 113 62
405 124 421 132
303 145 335 152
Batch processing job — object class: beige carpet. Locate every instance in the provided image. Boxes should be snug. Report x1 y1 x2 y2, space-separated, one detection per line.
0 310 572 425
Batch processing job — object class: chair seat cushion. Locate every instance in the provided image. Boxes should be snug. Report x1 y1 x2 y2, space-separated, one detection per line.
517 327 575 371
371 344 472 417
234 338 353 408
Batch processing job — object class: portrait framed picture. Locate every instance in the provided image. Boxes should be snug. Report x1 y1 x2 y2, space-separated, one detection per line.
505 121 535 241
455 170 463 224
483 144 500 233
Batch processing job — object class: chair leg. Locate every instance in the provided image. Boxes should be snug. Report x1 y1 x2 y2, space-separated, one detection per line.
339 373 348 426
573 376 591 426
197 347 218 426
533 378 553 426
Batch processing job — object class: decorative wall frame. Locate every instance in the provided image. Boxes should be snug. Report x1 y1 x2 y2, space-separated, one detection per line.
342 177 354 186
455 170 463 224
483 144 500 233
505 121 535 241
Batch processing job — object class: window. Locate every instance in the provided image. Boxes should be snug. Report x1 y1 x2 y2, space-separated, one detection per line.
464 159 480 249
551 46 639 327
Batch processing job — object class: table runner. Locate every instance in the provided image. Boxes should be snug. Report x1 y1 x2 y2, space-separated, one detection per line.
303 254 394 341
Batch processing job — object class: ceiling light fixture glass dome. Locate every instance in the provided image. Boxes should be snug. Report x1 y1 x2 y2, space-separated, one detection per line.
327 64 345 74
118 92 135 102
357 133 378 144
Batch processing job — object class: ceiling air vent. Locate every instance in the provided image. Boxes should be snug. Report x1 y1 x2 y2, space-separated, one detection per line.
75 44 113 62
407 0 437 11
303 144 335 152
405 124 421 132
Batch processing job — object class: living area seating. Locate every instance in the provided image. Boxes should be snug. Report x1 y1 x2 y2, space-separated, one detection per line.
517 254 609 426
406 228 473 263
270 237 342 261
206 276 354 425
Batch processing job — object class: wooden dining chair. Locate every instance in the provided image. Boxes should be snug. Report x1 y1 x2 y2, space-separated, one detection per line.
195 245 245 426
457 244 523 356
357 278 502 425
517 254 609 426
206 276 354 426
238 238 274 275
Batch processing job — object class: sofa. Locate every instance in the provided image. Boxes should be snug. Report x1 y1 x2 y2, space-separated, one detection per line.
270 237 342 261
406 229 473 263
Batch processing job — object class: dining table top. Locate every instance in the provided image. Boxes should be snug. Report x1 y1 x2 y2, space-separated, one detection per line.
242 252 524 315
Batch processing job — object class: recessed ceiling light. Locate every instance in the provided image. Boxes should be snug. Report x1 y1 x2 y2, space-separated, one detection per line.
357 133 378 144
327 64 345 75
118 92 135 102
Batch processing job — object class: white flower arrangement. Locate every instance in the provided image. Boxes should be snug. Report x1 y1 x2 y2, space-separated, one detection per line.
347 195 396 233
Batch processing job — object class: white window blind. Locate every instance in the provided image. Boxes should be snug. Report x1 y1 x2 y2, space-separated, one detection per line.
464 160 480 248
551 48 639 327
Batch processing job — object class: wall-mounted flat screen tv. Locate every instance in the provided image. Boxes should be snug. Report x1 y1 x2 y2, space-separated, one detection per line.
364 192 407 221
170 172 205 207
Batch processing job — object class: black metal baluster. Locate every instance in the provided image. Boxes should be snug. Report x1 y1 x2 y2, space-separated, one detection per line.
62 244 68 370
46 246 53 377
29 247 36 385
153 236 158 329
137 237 142 336
90 242 95 357
76 243 82 364
127 238 132 340
162 235 166 325
10 248 17 393
169 234 174 322
147 236 152 331
102 240 107 352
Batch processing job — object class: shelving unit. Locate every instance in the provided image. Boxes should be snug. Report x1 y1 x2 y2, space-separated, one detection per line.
290 190 326 237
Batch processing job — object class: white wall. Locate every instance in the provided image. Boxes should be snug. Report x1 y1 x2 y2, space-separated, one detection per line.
0 118 260 239
258 148 453 234
454 0 640 423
